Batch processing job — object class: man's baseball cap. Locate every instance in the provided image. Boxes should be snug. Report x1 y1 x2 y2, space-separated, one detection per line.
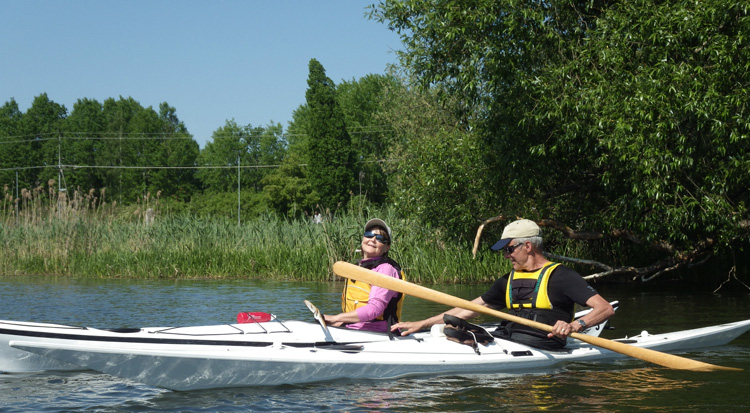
490 219 541 251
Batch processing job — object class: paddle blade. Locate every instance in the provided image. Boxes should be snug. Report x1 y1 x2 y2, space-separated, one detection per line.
572 334 743 372
304 300 325 326
304 299 335 342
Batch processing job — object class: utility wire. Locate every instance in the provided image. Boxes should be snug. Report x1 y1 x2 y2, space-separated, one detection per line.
0 158 394 172
0 127 395 144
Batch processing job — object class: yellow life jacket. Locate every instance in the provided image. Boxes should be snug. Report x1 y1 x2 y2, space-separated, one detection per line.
503 262 573 347
342 257 405 323
505 262 560 311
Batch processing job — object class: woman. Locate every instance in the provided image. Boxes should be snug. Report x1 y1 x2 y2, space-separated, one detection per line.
324 218 405 333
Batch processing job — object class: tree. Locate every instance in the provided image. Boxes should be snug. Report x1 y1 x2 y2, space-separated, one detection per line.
152 103 199 201
370 0 610 227
0 99 24 188
260 104 318 217
18 94 67 189
95 97 142 202
526 0 750 280
261 150 317 217
197 120 283 193
371 0 750 282
376 74 491 239
258 123 286 168
337 74 400 204
62 98 105 192
304 58 355 211
2 94 200 205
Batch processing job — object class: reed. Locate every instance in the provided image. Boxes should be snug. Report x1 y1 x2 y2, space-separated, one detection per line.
0 184 509 284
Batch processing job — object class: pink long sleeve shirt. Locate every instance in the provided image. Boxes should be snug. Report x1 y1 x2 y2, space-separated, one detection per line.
347 260 400 333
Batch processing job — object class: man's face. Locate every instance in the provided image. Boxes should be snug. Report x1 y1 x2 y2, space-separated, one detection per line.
503 240 529 270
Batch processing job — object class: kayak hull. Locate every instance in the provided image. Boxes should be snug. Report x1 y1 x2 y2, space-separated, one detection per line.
3 317 749 390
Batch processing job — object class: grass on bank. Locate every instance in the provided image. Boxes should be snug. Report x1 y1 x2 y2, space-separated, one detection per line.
1 185 509 283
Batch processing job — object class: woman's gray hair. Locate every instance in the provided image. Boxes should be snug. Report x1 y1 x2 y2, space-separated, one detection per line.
515 236 543 250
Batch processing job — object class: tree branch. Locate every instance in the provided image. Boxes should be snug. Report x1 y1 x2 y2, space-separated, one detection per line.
473 215 745 284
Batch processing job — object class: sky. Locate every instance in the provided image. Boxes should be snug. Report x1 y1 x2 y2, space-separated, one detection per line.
1 1 403 148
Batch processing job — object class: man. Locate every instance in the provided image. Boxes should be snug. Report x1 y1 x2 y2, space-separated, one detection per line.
324 218 406 332
391 219 614 350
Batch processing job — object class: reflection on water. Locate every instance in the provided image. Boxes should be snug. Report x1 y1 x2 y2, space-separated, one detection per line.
523 367 700 411
567 367 696 393
0 276 748 411
333 368 697 411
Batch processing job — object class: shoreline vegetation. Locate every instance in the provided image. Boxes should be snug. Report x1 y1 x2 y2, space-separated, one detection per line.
1 185 509 283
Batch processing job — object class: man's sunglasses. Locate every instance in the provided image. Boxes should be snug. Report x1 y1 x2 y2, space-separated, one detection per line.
364 231 390 244
503 242 525 254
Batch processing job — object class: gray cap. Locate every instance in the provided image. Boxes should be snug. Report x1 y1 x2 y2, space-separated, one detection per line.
364 218 392 240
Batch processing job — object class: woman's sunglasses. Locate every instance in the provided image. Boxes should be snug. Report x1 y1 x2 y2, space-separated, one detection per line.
364 231 390 244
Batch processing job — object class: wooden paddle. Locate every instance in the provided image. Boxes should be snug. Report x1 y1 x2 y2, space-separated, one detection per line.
332 261 742 372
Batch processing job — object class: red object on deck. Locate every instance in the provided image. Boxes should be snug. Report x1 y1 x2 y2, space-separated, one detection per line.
237 312 273 323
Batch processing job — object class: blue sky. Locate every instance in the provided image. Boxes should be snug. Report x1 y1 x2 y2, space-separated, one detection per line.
1 1 403 148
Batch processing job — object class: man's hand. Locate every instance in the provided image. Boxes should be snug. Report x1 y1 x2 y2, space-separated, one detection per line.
547 320 579 339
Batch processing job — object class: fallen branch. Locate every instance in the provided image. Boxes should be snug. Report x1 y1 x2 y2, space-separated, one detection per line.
473 215 728 283
471 214 508 258
712 250 750 293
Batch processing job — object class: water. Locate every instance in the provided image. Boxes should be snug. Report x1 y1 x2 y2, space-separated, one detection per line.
1 277 748 412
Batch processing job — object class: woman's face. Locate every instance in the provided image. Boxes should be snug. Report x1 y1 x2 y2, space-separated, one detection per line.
361 226 390 259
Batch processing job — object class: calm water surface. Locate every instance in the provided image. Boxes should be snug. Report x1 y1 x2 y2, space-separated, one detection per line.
1 276 748 412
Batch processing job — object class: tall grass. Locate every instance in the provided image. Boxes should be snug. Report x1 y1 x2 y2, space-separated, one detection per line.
1 184 510 284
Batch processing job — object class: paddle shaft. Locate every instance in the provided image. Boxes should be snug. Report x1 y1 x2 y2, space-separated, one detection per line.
333 261 741 372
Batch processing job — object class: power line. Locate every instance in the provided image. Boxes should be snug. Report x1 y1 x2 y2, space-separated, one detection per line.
0 126 396 144
0 135 195 144
0 164 287 172
0 157 396 173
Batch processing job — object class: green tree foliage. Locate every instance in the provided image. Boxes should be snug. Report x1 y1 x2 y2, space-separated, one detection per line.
0 99 24 188
0 95 199 204
529 1 750 253
372 0 750 276
264 74 399 217
62 98 104 192
93 97 199 202
260 105 318 217
152 103 200 201
377 74 492 239
304 59 355 211
194 120 288 219
369 0 607 234
197 120 284 193
20 94 67 188
261 150 317 217
337 74 400 203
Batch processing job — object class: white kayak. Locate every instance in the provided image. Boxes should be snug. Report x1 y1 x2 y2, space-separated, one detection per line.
2 306 749 391
4 303 615 375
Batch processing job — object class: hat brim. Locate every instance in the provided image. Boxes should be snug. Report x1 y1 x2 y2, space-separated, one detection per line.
490 238 512 251
364 218 391 240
